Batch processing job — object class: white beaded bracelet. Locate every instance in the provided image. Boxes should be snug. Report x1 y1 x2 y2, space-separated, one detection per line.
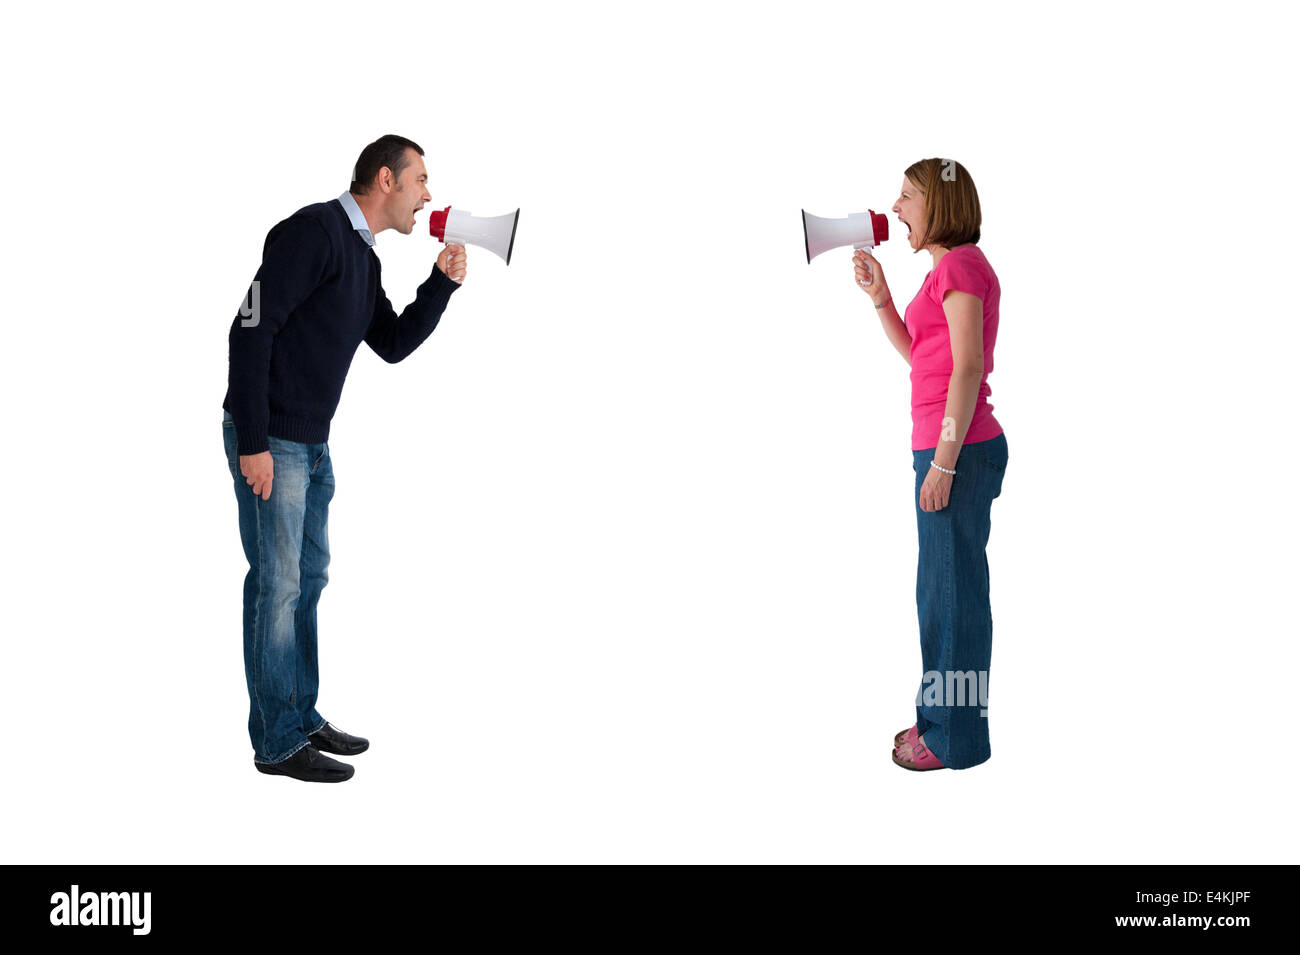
930 461 956 476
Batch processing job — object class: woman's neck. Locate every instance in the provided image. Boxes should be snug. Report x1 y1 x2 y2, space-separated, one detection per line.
928 243 973 269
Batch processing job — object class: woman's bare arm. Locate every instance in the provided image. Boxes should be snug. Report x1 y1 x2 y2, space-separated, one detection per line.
853 249 911 365
933 289 984 471
876 297 912 365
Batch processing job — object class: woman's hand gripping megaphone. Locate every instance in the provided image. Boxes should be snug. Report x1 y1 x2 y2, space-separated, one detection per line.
854 249 890 308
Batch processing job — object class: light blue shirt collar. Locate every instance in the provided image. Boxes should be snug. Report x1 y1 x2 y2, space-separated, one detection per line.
337 190 375 247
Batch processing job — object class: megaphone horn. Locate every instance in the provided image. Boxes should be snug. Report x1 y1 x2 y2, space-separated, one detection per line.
429 206 520 265
802 209 889 263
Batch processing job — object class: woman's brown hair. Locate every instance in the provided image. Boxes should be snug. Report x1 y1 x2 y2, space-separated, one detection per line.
904 158 981 250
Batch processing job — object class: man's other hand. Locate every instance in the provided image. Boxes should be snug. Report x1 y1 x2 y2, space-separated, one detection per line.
240 450 274 501
437 243 467 284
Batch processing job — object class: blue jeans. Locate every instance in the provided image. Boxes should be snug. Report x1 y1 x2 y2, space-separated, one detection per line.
912 431 1008 769
222 410 332 765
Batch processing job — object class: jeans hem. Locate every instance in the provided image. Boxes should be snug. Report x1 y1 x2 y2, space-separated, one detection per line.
253 737 311 766
943 752 992 770
308 718 327 737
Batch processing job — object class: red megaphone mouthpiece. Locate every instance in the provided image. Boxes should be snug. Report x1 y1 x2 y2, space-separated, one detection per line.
870 211 888 245
428 206 451 241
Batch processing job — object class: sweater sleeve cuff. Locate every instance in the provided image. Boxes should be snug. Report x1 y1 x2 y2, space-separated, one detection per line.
434 264 461 293
236 426 269 456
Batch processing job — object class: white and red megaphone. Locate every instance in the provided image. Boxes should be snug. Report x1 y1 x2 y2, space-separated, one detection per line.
802 208 889 266
429 206 519 264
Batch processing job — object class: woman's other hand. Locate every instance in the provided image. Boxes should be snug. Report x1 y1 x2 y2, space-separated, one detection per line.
853 250 890 307
919 465 953 512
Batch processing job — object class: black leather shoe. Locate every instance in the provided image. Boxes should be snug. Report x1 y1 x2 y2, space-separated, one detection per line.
308 721 369 756
255 744 354 783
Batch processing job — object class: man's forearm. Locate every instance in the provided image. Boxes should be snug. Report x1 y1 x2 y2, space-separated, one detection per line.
226 300 276 455
365 265 459 363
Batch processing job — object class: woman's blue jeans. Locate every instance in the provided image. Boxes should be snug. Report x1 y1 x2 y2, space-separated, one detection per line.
911 431 1008 769
222 411 332 765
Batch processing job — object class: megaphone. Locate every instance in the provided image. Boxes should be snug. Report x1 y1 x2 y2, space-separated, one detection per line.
802 209 889 264
429 206 519 264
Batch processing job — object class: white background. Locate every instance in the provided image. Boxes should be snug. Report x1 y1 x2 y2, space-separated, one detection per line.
2 0 1296 863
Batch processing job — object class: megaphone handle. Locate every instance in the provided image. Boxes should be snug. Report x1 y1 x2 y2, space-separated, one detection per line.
854 242 874 284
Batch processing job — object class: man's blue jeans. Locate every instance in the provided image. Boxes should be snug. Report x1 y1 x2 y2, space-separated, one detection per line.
912 431 1008 769
223 411 332 765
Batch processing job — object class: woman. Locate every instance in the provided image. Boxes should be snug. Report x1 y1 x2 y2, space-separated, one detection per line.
854 158 1008 771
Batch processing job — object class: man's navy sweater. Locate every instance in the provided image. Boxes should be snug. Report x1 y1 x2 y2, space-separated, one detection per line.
223 198 459 455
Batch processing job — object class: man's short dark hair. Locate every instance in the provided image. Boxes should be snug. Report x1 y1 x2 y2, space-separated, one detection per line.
350 134 424 195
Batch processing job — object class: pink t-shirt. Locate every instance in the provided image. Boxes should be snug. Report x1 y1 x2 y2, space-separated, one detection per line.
902 244 1003 450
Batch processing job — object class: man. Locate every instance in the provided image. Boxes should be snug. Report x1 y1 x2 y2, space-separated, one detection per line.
221 134 467 782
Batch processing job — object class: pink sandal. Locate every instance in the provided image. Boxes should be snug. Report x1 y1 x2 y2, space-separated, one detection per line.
892 735 946 771
894 725 917 749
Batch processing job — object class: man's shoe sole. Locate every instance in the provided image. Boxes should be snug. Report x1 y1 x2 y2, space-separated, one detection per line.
254 761 355 783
